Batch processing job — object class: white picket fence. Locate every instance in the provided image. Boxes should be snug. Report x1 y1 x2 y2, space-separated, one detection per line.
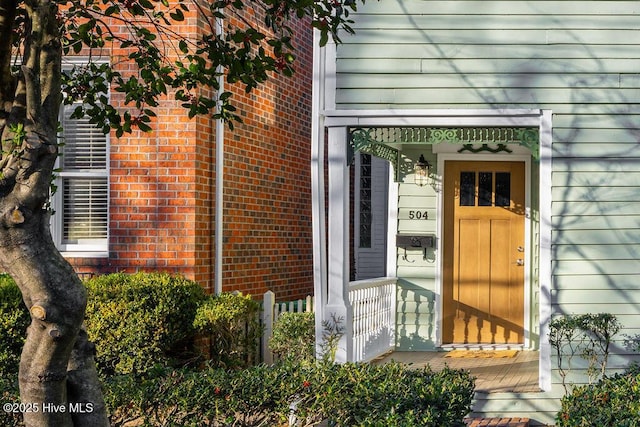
261 277 396 364
261 290 314 364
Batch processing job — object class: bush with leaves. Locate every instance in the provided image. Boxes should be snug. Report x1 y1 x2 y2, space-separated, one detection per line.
103 360 475 427
0 274 29 380
0 377 21 427
269 311 315 364
549 313 621 392
297 361 475 426
557 364 640 427
104 363 301 426
85 272 206 377
193 292 262 368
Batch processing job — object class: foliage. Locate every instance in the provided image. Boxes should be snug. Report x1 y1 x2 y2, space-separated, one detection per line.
103 360 475 427
296 361 475 427
84 272 206 377
0 274 29 380
556 364 640 427
320 312 346 363
58 0 368 134
549 313 621 393
0 376 21 427
269 311 315 364
193 292 262 368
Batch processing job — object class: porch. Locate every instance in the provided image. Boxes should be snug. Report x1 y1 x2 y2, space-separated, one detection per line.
345 275 543 390
341 277 555 424
373 350 540 394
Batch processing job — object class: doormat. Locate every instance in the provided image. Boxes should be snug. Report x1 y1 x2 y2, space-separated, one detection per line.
445 350 519 359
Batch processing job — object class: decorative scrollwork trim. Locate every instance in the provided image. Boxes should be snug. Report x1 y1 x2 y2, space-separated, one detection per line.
348 126 539 181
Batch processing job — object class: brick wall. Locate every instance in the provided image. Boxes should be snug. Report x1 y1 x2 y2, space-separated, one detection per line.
68 7 314 300
217 11 314 299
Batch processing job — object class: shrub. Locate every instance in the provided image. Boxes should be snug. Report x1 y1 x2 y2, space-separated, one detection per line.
0 274 29 380
193 292 261 368
85 272 206 377
103 361 475 427
104 364 300 426
297 361 475 426
549 313 621 392
269 311 315 364
0 376 21 427
557 364 640 427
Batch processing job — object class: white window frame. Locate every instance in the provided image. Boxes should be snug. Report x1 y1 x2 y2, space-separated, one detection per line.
52 58 110 257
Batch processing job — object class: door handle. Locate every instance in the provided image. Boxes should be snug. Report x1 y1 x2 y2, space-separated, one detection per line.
517 246 524 252
516 259 524 266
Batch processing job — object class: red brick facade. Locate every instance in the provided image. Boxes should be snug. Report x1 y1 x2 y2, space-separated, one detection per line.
67 9 314 299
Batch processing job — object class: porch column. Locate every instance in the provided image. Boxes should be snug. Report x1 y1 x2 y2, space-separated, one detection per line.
326 126 353 363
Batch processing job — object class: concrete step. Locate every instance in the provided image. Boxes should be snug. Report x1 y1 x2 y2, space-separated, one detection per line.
465 418 530 427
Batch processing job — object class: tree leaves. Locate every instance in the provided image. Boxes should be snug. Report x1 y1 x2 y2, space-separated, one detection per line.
55 0 368 135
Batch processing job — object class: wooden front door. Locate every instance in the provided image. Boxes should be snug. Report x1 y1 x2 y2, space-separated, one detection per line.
442 161 525 344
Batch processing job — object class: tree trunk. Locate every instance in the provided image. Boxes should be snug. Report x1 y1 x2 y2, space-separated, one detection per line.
0 0 110 424
0 211 109 427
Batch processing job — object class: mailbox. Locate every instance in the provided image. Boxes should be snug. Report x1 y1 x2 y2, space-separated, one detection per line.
396 234 435 249
396 234 435 262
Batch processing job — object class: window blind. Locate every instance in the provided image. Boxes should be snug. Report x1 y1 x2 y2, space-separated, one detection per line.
58 104 109 246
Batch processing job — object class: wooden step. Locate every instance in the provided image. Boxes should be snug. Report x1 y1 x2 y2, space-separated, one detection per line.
465 418 530 427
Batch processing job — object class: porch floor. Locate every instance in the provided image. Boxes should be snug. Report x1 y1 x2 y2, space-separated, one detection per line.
374 350 540 393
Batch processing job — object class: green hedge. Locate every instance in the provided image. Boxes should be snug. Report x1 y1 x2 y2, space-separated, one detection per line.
0 274 29 380
268 311 315 364
557 364 640 427
104 361 475 427
0 272 266 378
0 377 21 427
193 292 261 368
85 272 206 377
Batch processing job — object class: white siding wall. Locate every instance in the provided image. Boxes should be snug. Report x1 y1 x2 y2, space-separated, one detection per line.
395 147 438 350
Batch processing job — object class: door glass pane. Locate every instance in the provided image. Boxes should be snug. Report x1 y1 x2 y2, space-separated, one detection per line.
478 172 493 206
495 172 511 207
460 172 475 206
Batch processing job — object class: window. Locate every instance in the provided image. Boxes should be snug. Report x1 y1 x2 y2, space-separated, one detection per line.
359 153 372 248
52 102 109 254
459 170 511 208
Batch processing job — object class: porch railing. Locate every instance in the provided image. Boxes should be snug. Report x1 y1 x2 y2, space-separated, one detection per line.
348 277 397 362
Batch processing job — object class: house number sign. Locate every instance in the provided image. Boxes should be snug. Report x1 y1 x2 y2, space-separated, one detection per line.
408 210 429 220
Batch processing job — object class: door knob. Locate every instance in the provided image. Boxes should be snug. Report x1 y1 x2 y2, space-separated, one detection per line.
517 246 524 252
516 259 524 266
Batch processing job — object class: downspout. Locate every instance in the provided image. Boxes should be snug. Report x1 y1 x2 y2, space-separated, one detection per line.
214 15 224 295
311 29 328 358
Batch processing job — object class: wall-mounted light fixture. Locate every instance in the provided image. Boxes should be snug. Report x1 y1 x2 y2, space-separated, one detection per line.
414 154 431 186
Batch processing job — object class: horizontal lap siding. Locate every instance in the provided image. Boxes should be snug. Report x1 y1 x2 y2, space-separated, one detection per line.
395 148 438 351
336 0 640 421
